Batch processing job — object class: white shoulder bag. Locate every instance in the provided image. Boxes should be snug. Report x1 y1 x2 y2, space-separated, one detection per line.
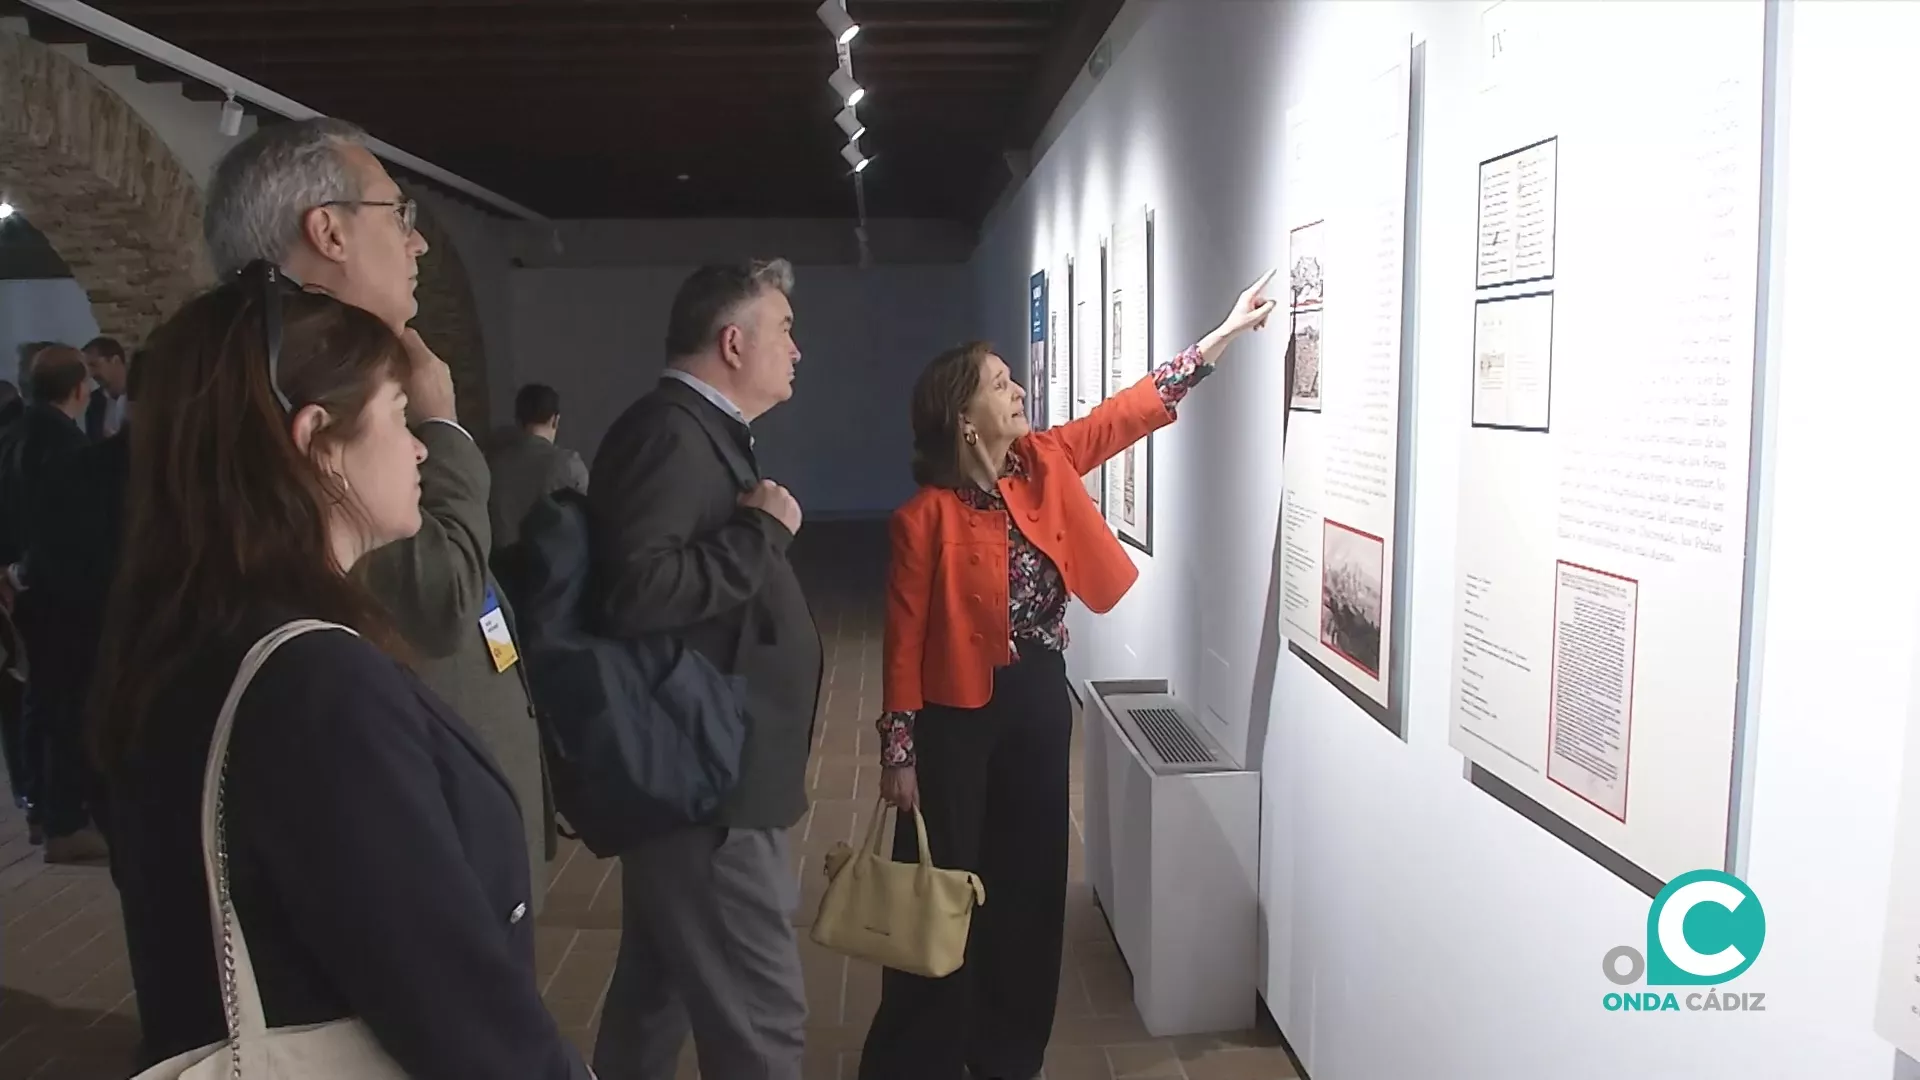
133 619 411 1079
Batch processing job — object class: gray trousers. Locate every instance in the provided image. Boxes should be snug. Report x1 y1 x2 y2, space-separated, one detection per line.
593 826 807 1080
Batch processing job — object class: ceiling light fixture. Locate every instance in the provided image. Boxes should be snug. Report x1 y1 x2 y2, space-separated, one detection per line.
218 92 244 137
840 141 870 173
816 0 860 47
0 202 13 220
828 66 865 107
833 107 866 141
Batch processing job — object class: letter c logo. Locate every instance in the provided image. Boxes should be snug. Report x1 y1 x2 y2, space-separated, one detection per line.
1657 879 1746 977
1644 870 1765 986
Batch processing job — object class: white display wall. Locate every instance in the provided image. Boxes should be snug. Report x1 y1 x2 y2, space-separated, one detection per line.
970 0 1920 1076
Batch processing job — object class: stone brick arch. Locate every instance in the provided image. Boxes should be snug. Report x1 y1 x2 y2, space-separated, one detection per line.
402 184 492 430
0 31 213 346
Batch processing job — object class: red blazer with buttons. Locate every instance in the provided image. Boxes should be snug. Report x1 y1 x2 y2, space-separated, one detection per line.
883 375 1173 713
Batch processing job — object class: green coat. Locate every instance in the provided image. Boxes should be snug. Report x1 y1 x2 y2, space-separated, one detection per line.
358 421 552 910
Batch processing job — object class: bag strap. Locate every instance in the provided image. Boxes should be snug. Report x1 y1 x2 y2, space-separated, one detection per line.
861 797 937 884
665 400 759 493
198 619 358 1063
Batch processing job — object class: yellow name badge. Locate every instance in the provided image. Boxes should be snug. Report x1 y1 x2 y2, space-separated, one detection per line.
480 586 519 673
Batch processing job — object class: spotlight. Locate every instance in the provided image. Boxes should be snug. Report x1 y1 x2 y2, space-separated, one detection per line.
828 67 865 107
833 107 866 141
218 93 244 137
0 202 13 221
816 0 860 47
840 142 870 173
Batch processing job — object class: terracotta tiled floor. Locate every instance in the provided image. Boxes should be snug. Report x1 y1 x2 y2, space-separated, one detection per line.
0 521 1296 1079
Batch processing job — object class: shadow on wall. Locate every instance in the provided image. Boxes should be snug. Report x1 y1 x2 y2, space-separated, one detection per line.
511 263 978 519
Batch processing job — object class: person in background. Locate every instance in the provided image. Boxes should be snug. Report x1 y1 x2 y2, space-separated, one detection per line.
588 259 818 1080
487 382 589 551
204 116 554 905
0 376 23 819
859 272 1279 1080
81 335 129 441
19 348 146 859
0 346 101 863
93 276 589 1080
0 380 21 428
12 342 55 401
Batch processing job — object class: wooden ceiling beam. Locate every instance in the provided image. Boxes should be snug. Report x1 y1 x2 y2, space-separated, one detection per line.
106 0 1062 13
216 39 1044 67
129 14 1053 42
969 0 1125 220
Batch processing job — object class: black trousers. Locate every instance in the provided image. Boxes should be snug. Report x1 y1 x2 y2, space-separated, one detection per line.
859 646 1072 1080
0 671 25 810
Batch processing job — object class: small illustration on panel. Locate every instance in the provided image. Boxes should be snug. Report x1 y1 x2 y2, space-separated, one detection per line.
1321 519 1384 678
1289 220 1325 310
1291 308 1323 412
1122 447 1137 525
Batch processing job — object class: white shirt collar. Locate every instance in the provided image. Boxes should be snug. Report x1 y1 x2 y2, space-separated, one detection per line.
663 368 751 429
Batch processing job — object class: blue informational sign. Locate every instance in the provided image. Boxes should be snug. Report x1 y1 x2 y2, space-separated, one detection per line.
1028 270 1048 430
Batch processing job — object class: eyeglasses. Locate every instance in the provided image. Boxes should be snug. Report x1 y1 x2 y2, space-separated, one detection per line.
318 196 418 235
239 259 295 414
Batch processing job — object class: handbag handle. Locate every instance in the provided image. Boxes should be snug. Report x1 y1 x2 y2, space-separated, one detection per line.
860 797 938 893
197 620 356 1075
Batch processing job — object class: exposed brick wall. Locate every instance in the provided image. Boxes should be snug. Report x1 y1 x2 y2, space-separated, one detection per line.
403 182 492 431
0 31 212 346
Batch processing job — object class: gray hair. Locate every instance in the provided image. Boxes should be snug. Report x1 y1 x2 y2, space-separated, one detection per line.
664 258 796 359
204 117 370 276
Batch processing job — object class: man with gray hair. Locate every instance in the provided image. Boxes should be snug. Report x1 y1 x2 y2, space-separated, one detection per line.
588 259 820 1079
205 117 553 909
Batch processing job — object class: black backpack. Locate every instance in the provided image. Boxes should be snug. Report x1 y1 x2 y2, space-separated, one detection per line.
497 488 748 857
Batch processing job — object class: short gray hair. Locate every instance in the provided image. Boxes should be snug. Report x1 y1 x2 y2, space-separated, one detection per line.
204 117 370 276
664 258 796 359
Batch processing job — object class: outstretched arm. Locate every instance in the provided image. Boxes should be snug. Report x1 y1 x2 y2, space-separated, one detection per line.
1046 269 1280 476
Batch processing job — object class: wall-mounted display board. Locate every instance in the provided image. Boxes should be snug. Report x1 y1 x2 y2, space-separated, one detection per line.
1105 206 1154 554
1277 45 1416 737
1877 643 1920 1060
1074 237 1108 512
1048 253 1072 430
1028 269 1049 429
1447 0 1768 893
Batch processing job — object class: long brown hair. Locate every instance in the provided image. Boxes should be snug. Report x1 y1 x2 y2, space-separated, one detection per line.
909 340 994 488
90 280 413 766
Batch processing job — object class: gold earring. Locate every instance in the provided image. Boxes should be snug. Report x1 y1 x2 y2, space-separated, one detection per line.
964 430 978 446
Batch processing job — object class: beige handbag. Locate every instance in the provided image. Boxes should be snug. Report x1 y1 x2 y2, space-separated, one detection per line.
810 798 987 978
133 620 411 1080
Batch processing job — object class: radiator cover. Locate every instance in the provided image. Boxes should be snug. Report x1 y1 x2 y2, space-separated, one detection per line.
1081 677 1261 1037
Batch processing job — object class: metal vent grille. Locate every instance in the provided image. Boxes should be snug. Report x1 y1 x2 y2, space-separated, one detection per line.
1126 706 1217 765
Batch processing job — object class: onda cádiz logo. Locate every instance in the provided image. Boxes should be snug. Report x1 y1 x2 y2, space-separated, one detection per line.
1599 869 1768 1014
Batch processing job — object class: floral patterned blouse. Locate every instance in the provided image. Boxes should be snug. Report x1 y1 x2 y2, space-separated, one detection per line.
877 345 1216 767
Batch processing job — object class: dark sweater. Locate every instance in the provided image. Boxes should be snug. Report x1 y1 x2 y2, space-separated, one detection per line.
108 610 588 1080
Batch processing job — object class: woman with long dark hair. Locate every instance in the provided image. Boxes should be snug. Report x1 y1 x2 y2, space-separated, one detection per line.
859 271 1278 1080
94 270 589 1079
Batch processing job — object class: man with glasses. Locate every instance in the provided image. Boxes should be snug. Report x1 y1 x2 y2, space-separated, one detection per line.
204 118 554 910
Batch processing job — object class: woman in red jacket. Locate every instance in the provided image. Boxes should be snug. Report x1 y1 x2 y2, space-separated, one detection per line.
860 271 1278 1080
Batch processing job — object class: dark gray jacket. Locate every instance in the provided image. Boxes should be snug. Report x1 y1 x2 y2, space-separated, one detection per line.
588 377 821 830
359 422 552 905
487 429 589 550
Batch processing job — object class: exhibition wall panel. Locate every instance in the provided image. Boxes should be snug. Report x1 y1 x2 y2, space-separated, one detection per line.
972 0 1920 1076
